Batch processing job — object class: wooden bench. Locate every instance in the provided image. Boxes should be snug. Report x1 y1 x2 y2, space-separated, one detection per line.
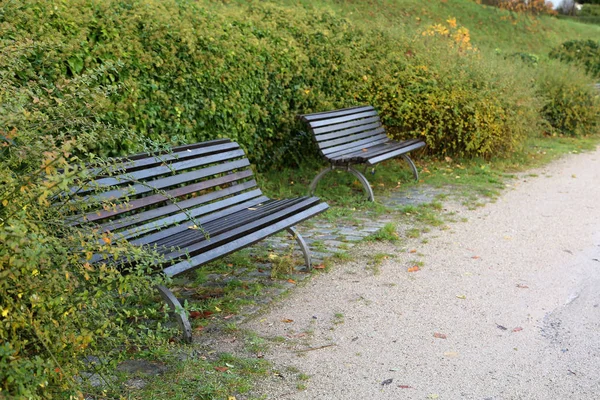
64 139 329 342
299 105 426 201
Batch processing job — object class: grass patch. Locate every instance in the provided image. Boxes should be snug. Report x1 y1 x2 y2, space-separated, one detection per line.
132 352 270 400
365 222 400 242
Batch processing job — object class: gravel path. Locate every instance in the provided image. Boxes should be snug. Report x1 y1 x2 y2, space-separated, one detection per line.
244 147 600 400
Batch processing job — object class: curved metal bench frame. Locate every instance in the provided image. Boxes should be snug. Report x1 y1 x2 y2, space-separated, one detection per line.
299 105 425 202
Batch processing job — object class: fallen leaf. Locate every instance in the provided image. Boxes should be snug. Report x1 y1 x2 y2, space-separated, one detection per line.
433 332 447 339
409 249 417 253
282 318 294 323
362 148 368 152
516 284 529 289
189 310 213 319
227 263 233 267
471 255 480 259
314 263 326 269
228 396 237 400
429 394 439 399
456 294 466 299
443 352 458 357
381 378 393 386
399 385 413 389
214 366 228 372
287 279 296 284
496 324 507 331
215 306 221 312
407 266 420 273
223 314 235 320
512 327 523 332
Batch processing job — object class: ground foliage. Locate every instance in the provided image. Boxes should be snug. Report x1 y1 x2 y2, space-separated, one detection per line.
0 55 173 398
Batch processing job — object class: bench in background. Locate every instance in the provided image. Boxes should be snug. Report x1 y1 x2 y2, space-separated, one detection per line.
299 105 426 201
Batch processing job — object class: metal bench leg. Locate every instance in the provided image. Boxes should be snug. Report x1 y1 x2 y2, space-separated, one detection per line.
401 154 419 181
347 166 375 202
156 284 192 344
310 164 374 201
309 166 334 196
287 227 311 271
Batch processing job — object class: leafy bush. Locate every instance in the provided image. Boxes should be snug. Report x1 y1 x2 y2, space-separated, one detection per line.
535 63 600 136
0 43 171 398
359 20 542 158
549 39 600 78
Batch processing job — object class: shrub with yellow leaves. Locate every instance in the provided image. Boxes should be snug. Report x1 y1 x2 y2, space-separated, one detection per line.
0 46 172 398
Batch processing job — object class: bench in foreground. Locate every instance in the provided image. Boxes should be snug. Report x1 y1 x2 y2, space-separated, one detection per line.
66 139 328 342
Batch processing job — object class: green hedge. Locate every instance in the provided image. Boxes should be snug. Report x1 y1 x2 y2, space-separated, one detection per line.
1 0 547 164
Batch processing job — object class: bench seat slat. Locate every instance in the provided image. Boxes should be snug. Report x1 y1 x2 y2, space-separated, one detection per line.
163 201 329 277
84 139 236 180
101 180 260 233
79 169 254 224
117 189 266 242
77 149 246 194
152 198 300 250
158 197 320 261
311 115 381 136
332 138 425 163
127 195 271 247
314 121 382 142
299 105 374 122
366 140 427 165
78 158 251 204
318 127 386 150
303 110 378 128
324 136 390 158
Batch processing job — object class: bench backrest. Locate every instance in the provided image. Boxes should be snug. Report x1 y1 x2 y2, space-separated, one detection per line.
63 139 268 246
299 105 390 161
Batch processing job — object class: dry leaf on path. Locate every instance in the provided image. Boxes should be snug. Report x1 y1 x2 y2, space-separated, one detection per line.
214 366 228 372
516 284 529 289
282 318 294 323
433 332 447 339
512 327 523 332
408 266 420 272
